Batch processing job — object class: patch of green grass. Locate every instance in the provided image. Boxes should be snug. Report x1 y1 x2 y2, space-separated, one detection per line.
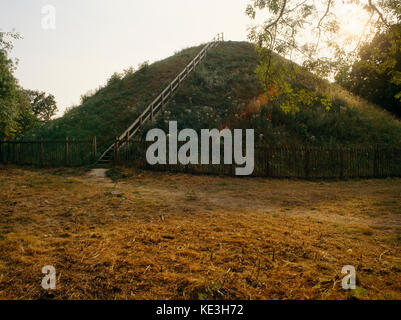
106 167 133 182
196 282 227 300
352 286 369 298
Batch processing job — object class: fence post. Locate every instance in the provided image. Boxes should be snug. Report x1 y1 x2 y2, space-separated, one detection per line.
373 146 378 178
305 148 310 179
20 138 24 164
391 147 395 177
40 138 44 165
9 140 12 163
7 141 10 163
0 140 2 164
65 137 69 166
92 136 97 162
340 148 344 179
13 139 16 163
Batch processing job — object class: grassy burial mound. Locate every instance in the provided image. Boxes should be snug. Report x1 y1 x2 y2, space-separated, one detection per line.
31 41 401 149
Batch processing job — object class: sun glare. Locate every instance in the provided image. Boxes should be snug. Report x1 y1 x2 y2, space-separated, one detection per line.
341 16 372 40
343 19 366 38
337 4 373 41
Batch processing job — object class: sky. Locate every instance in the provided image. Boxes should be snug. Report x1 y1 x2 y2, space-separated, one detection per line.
0 0 252 116
0 1 373 118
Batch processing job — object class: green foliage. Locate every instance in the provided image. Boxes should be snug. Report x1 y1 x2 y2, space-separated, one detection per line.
352 286 369 298
14 92 37 137
137 60 149 71
197 282 225 300
30 41 401 150
246 0 401 116
23 89 58 122
0 31 21 139
252 45 333 115
337 24 401 117
0 32 57 139
107 72 123 86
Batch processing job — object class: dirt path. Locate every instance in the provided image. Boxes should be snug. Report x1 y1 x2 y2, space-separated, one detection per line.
86 168 108 181
85 168 119 189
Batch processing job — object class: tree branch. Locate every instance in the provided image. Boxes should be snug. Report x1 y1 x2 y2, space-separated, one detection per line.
315 0 333 54
368 0 389 27
265 0 288 30
317 0 332 30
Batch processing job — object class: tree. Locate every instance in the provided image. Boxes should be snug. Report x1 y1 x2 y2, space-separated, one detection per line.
0 32 58 139
337 24 401 117
246 0 401 114
15 92 37 136
0 31 21 139
23 89 58 122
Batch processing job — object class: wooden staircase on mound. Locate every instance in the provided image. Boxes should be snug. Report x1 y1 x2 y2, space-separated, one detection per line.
97 33 224 165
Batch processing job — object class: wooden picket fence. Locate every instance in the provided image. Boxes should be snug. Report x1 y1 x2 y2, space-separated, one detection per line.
0 138 97 166
1 137 401 179
115 140 401 179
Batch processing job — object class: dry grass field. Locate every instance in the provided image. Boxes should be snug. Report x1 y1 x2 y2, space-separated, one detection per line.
0 165 400 300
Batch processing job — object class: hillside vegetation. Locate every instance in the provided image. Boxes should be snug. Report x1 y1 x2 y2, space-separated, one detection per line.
30 41 401 149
